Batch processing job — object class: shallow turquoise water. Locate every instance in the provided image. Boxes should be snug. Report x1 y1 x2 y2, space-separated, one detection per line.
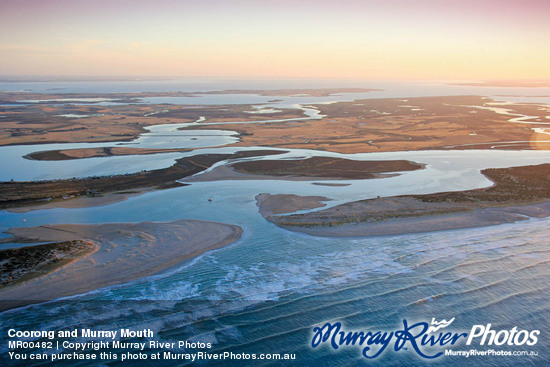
1 212 548 366
1 80 549 366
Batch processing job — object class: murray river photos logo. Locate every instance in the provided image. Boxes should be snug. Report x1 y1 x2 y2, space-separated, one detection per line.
310 318 540 360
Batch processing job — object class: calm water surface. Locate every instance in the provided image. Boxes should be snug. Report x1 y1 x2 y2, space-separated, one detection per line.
0 80 549 366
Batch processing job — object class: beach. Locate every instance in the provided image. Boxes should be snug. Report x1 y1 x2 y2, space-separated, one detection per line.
0 150 283 210
2 0 550 362
0 220 242 311
2 83 550 366
261 199 550 237
258 163 550 237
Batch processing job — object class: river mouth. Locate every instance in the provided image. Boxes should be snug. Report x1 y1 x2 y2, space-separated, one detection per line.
1 80 550 366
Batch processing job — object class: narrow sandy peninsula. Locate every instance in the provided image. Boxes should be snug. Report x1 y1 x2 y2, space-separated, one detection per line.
258 163 550 237
0 220 242 311
0 150 283 210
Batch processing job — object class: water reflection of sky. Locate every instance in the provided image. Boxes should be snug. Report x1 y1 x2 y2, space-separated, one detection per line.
1 81 550 367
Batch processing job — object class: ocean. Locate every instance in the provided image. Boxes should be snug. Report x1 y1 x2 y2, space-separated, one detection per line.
1 79 549 366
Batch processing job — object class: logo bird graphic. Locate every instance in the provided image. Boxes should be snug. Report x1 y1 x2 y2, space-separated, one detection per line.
427 317 455 333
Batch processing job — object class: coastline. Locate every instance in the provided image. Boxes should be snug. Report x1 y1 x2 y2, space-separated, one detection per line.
0 150 283 210
183 162 404 183
257 163 550 237
0 220 243 311
256 193 331 217
184 157 422 182
5 189 150 213
270 201 550 237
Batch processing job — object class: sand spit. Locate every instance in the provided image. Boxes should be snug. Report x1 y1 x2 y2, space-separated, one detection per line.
0 220 242 311
257 163 550 237
268 202 550 237
0 150 284 210
259 196 550 238
255 193 331 217
6 190 150 213
25 147 192 161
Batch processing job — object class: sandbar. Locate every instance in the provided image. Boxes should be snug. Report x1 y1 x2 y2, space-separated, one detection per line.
256 193 331 217
0 150 283 210
0 220 243 311
258 163 550 237
5 190 149 213
265 202 550 237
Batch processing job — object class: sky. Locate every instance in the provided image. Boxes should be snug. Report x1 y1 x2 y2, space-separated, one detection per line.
1 0 549 80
